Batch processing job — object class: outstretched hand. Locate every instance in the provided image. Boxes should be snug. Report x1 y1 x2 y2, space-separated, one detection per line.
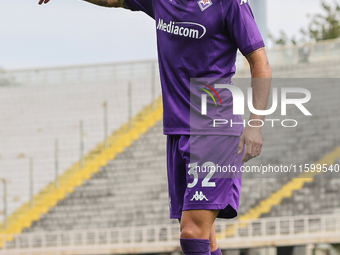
38 0 50 5
238 125 263 163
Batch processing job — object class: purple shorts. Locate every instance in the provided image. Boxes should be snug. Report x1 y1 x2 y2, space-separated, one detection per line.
167 135 244 219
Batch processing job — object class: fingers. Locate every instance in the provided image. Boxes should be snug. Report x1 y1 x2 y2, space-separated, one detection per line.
241 141 252 163
38 0 50 5
241 137 263 163
240 126 263 163
254 137 263 158
256 141 263 157
251 141 259 158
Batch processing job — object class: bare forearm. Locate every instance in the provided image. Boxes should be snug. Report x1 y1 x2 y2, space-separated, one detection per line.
239 48 271 163
249 59 272 79
249 76 271 124
246 48 272 123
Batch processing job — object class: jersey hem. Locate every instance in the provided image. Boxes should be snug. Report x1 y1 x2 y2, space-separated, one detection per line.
169 201 238 219
163 128 243 136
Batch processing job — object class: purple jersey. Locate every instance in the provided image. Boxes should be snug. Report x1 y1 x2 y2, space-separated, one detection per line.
124 0 264 135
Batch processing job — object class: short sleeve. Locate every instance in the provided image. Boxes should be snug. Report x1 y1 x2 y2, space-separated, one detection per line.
124 0 155 19
223 0 265 56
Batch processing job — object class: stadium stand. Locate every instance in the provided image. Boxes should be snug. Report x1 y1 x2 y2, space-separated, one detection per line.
262 165 340 218
12 72 340 234
1 41 340 254
25 120 168 232
235 58 340 78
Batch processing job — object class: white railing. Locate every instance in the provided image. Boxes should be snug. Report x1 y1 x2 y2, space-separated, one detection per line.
1 213 339 255
1 38 340 87
266 38 340 67
0 60 162 221
0 59 159 87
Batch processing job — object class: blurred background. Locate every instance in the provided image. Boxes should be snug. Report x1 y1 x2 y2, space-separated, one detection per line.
0 0 340 255
0 0 329 69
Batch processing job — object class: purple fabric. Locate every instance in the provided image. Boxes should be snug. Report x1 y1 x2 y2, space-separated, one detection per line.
180 238 211 255
189 78 245 136
124 0 264 135
211 247 223 255
167 135 244 219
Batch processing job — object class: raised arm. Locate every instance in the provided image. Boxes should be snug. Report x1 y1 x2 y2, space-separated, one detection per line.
38 0 128 8
238 47 272 163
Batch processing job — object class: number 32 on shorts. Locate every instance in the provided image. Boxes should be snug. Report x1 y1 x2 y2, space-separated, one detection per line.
187 162 216 188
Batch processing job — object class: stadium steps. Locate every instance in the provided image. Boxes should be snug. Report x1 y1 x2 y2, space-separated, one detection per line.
0 96 163 246
2 59 340 243
217 145 340 239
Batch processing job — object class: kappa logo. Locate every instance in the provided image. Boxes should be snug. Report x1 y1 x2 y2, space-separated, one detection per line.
240 0 248 5
197 0 212 12
190 191 209 201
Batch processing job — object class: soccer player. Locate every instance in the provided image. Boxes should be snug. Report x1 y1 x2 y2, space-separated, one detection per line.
39 0 272 254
